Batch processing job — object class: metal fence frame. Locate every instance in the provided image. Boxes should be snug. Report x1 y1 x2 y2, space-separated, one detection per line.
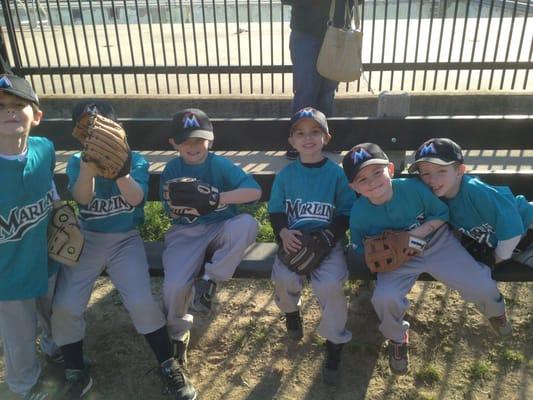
1 0 532 95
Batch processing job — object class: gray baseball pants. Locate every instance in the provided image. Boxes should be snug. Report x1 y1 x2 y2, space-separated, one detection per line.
52 230 166 346
0 274 57 396
272 244 352 344
371 225 506 343
163 214 258 340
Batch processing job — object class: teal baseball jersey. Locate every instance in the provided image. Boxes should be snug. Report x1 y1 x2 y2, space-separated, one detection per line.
0 137 55 300
350 178 449 253
67 152 148 232
268 158 355 231
444 175 533 247
160 152 260 225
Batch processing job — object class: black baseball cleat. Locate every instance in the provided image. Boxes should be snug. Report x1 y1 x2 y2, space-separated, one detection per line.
160 358 198 400
323 340 344 385
285 310 303 341
172 331 190 370
191 279 217 313
60 368 93 399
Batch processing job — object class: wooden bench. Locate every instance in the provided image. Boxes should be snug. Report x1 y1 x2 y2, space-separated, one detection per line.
33 116 533 282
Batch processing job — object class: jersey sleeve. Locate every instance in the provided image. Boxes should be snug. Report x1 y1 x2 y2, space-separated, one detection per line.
219 157 260 191
334 171 356 217
66 154 82 193
466 181 525 241
129 152 150 199
268 172 287 214
349 206 365 254
415 180 449 223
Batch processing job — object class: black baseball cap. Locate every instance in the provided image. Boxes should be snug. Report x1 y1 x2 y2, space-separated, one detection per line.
171 108 214 144
290 107 329 135
0 74 39 105
408 138 464 173
71 100 118 123
342 143 390 182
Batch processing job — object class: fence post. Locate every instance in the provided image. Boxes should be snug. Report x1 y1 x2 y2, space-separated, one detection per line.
377 91 409 176
0 0 23 75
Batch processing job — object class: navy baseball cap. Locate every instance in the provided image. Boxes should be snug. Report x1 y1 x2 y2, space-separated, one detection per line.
290 107 329 135
171 108 214 144
71 100 118 123
0 74 39 105
342 143 390 182
408 138 464 173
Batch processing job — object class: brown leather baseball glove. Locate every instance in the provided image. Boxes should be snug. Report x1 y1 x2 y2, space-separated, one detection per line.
72 112 131 180
363 230 426 273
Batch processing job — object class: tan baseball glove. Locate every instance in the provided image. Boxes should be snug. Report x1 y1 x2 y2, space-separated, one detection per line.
72 112 131 180
363 230 426 273
48 204 85 268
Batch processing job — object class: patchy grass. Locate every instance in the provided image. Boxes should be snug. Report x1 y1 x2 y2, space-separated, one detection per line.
468 360 493 381
414 365 442 386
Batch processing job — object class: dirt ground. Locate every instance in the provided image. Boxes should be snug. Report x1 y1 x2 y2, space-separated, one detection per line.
1 277 532 400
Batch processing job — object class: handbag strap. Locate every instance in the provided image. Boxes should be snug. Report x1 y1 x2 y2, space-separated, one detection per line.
328 0 361 30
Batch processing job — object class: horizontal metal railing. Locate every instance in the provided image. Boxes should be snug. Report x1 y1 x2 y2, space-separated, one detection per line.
0 0 531 95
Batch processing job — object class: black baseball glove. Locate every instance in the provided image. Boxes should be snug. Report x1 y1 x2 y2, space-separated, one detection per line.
461 235 495 268
162 177 221 217
277 229 335 275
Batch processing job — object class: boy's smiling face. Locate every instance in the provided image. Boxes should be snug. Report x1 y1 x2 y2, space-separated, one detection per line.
288 119 330 162
170 137 210 165
417 161 465 199
0 92 42 141
349 163 395 205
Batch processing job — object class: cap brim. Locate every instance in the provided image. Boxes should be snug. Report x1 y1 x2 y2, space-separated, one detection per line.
408 157 457 173
0 88 38 105
349 159 390 181
176 129 214 143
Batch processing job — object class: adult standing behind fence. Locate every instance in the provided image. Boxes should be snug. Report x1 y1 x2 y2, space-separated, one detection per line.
282 0 354 159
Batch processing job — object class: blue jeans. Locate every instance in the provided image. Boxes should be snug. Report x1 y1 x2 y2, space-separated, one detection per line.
289 30 339 116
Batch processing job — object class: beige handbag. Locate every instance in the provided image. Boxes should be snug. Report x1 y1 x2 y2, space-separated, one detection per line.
316 0 363 82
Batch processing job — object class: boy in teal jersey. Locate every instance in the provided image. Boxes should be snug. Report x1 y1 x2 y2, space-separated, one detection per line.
268 108 355 385
410 137 533 267
0 74 59 399
343 142 511 376
160 108 261 384
51 100 196 400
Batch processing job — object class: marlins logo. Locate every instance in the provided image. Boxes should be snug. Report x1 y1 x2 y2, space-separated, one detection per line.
83 103 100 115
0 191 54 244
0 75 13 89
418 141 437 157
182 112 201 129
296 108 315 118
350 147 372 164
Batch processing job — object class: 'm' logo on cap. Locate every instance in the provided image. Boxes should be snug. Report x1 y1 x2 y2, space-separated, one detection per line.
0 76 13 89
83 103 100 115
351 147 372 163
182 113 201 129
297 108 314 118
419 142 437 157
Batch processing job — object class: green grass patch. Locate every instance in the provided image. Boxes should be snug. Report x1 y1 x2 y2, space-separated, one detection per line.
415 365 442 386
468 361 493 380
138 201 275 242
500 348 525 366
